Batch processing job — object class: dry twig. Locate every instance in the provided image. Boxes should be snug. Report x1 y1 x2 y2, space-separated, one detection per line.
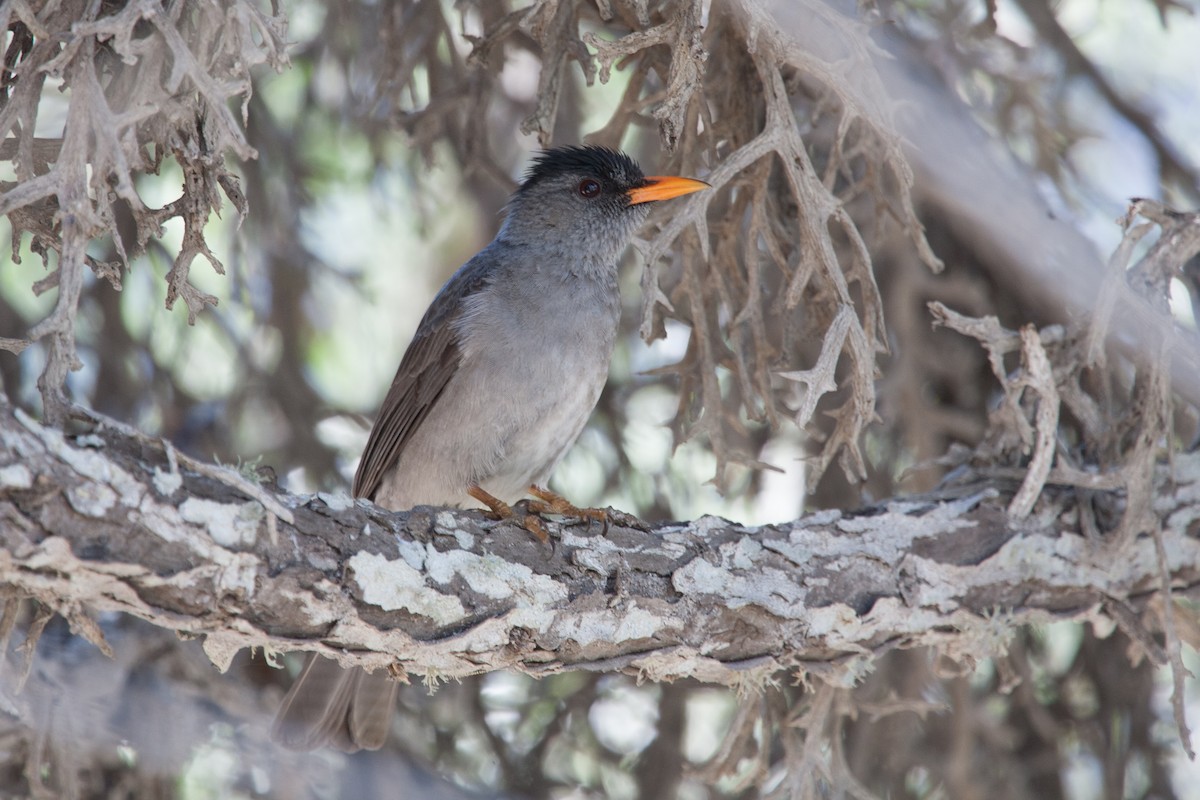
0 0 287 421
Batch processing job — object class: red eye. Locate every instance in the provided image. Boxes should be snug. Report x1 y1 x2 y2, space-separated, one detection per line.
578 179 601 198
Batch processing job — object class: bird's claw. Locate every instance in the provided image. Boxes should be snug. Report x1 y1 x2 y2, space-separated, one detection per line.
467 485 611 542
527 485 609 534
468 485 551 544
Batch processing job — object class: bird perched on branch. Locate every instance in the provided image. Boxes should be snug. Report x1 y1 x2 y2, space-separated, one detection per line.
271 145 708 752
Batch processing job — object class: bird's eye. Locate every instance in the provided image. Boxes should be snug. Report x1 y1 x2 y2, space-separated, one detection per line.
577 179 601 198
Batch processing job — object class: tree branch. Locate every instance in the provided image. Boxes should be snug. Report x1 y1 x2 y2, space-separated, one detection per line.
3 402 1198 688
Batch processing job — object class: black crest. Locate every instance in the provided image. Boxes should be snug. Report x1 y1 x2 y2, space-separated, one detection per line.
519 145 644 192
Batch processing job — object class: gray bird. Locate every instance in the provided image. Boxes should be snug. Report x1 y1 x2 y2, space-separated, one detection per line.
271 145 707 752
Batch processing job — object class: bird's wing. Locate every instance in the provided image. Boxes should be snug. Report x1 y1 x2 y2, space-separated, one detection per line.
351 262 490 501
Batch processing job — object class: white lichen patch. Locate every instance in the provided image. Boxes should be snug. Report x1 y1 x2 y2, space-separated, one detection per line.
670 558 729 594
180 497 263 547
728 536 763 568
761 537 812 567
430 511 474 549
318 492 354 512
647 532 693 560
1170 453 1200 484
800 509 843 526
779 523 880 561
859 596 907 628
349 551 466 624
425 549 512 600
1157 528 1200 573
0 464 32 489
550 602 668 647
396 537 427 571
983 533 1112 590
558 528 627 554
571 547 622 577
426 547 568 606
152 466 183 497
138 498 195 545
498 605 558 635
834 509 958 560
964 608 1019 654
17 410 146 506
804 603 863 638
673 560 807 617
67 482 117 517
896 558 972 611
691 515 735 538
1165 503 1200 535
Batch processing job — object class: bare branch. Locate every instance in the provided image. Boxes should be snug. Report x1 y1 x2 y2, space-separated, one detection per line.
0 0 287 418
3 403 1200 689
1007 325 1060 519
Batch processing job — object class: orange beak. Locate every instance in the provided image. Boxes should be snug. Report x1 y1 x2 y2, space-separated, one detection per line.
626 175 710 205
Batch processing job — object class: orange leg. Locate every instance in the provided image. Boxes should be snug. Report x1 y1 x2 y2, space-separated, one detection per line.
526 485 608 527
468 485 549 544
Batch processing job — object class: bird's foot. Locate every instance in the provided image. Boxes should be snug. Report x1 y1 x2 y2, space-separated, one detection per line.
526 485 608 531
468 485 550 544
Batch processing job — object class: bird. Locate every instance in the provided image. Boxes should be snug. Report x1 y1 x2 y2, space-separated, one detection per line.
270 144 708 752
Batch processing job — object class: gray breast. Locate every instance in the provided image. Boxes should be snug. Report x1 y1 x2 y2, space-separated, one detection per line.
373 264 621 509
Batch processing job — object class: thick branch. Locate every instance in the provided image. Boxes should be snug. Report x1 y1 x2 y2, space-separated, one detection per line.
1 402 1198 688
774 0 1200 407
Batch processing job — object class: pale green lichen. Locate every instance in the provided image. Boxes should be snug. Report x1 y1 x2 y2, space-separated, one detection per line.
317 492 354 512
16 409 145 505
152 466 183 497
550 602 668 646
0 464 32 489
395 537 426 570
804 603 863 638
433 511 475 549
66 483 118 517
672 558 808 617
729 536 764 568
425 547 568 605
179 497 263 547
349 551 467 624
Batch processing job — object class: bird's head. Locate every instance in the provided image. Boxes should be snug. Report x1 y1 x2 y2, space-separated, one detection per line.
500 145 708 265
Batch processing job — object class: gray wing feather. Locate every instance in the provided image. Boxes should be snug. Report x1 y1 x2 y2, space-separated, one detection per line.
351 258 491 501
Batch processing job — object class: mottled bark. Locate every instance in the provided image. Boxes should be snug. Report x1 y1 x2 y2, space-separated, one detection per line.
3 402 1197 689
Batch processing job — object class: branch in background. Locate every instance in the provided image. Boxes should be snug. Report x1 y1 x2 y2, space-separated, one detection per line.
801 0 1200 409
0 1 288 422
1011 0 1199 194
